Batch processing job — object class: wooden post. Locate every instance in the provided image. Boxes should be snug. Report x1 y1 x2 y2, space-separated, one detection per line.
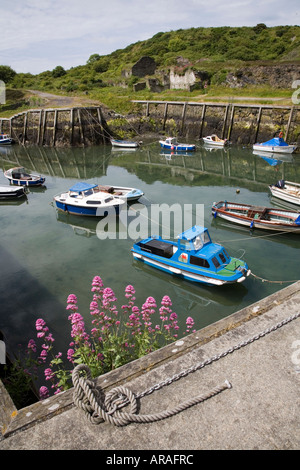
97 107 105 143
227 105 235 141
23 112 28 144
163 103 168 130
146 102 149 117
199 104 206 138
221 105 229 139
70 108 74 145
285 106 294 141
254 106 262 143
53 109 58 146
41 110 47 146
77 108 84 146
181 102 187 134
37 110 42 145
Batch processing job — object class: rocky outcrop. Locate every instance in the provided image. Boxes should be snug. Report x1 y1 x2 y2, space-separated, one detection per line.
225 64 300 88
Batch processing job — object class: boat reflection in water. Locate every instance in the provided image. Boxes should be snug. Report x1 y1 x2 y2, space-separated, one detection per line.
132 258 248 311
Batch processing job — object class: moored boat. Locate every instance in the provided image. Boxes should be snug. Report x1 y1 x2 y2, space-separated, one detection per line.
212 201 300 232
131 225 250 286
4 167 45 186
0 134 13 145
111 139 140 148
0 185 26 199
53 182 126 216
203 135 228 147
253 133 297 154
269 180 300 206
159 137 196 152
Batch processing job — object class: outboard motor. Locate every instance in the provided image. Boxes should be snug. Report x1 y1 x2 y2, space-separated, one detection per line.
275 179 285 189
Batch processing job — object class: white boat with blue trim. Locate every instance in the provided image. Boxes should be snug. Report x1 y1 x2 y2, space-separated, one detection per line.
4 167 45 186
253 133 297 154
159 137 196 152
131 225 250 286
54 182 126 216
0 134 13 145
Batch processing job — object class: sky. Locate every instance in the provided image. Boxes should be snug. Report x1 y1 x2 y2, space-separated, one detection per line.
1 0 299 75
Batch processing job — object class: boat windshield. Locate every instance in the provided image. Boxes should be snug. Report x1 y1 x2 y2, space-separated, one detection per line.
193 230 211 250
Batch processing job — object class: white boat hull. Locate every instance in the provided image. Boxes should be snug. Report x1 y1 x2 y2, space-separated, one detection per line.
253 144 296 154
269 182 300 206
203 138 225 147
111 139 139 148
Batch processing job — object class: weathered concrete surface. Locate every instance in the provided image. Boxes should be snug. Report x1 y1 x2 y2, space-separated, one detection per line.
0 281 299 451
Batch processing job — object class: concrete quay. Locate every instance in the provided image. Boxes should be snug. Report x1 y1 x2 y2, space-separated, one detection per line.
0 281 299 451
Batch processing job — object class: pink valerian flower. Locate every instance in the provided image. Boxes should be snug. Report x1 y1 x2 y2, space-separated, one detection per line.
140 296 157 330
44 368 55 381
185 316 196 334
102 287 118 313
69 312 90 345
39 386 49 400
39 349 48 363
36 319 46 331
67 348 75 363
91 276 103 290
27 339 37 353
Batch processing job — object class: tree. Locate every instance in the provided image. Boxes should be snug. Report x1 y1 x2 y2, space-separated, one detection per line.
87 54 101 65
0 65 16 83
52 66 66 78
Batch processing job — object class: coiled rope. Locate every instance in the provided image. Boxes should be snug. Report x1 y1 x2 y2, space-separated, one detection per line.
72 310 300 426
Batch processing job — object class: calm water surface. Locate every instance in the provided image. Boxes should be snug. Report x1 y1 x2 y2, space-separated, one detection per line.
0 142 299 356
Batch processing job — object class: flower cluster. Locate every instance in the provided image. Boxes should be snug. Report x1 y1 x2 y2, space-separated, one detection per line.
24 275 196 400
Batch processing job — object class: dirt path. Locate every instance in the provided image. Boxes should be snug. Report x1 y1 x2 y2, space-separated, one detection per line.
28 90 102 108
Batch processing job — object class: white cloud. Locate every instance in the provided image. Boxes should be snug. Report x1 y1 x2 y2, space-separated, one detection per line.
1 0 299 74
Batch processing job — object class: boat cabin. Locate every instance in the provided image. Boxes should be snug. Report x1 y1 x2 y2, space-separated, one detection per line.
139 226 232 272
176 226 231 269
164 137 178 146
67 182 115 205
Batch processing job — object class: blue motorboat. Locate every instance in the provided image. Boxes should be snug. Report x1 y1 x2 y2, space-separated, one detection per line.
4 167 45 186
253 134 297 154
159 137 196 152
131 226 251 286
53 182 126 216
0 134 13 145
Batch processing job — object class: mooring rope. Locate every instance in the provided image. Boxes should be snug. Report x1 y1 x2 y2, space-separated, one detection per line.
72 310 300 426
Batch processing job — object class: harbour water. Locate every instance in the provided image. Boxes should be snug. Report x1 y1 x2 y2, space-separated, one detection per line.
0 141 299 359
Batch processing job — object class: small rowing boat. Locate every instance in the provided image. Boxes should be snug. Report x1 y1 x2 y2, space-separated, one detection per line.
111 139 140 148
4 167 45 186
212 201 300 232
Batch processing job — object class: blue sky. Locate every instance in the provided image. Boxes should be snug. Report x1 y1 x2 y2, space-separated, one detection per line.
1 0 299 74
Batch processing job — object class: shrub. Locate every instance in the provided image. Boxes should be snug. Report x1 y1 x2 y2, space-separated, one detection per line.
16 275 195 399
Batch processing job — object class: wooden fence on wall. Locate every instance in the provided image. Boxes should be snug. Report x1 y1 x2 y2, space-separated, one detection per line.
132 100 299 144
0 106 110 147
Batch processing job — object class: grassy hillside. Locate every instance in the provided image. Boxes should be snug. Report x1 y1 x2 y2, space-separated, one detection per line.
2 24 300 115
